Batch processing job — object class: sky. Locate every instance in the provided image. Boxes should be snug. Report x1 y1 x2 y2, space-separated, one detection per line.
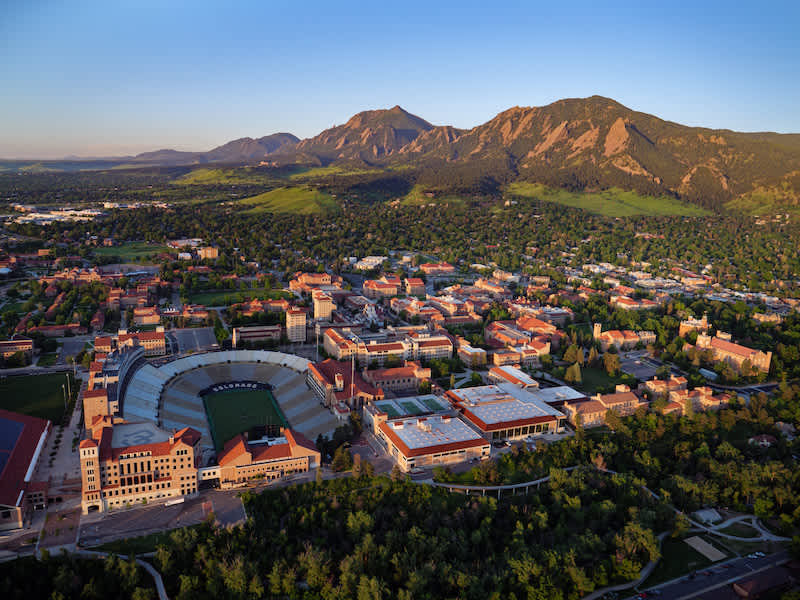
1 0 799 158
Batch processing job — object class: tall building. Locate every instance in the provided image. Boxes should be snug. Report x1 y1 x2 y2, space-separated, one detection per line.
79 417 201 514
312 290 335 321
286 309 307 343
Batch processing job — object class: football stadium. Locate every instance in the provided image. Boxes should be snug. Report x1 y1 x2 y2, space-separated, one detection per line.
121 350 339 463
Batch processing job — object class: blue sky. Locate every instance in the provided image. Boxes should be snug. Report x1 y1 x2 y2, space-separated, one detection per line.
1 0 798 158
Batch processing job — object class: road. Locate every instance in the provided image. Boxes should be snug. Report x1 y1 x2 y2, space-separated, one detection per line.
625 550 791 600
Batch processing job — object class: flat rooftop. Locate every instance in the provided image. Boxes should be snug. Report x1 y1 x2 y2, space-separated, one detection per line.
381 415 485 451
490 365 538 387
448 384 564 427
111 421 170 449
530 385 586 404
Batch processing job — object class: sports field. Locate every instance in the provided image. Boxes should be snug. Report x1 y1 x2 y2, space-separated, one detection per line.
203 388 287 452
0 372 75 422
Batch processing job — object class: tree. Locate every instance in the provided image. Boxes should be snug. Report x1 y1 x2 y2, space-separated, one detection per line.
565 362 582 384
603 352 620 376
587 346 599 367
563 344 580 364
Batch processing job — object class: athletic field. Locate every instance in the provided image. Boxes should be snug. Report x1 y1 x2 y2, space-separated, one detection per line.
203 388 287 452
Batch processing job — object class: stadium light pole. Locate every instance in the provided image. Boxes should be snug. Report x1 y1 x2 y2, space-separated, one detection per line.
66 372 71 401
62 384 67 411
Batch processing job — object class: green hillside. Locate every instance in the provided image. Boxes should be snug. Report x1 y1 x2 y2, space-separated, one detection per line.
506 183 711 217
238 186 338 215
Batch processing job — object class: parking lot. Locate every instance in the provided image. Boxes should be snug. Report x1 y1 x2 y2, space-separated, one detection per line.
170 327 218 353
619 352 661 380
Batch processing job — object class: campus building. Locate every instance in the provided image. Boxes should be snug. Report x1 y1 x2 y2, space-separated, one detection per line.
376 414 490 472
307 359 384 408
562 387 644 428
695 332 772 373
312 290 335 321
79 417 201 513
213 429 320 488
446 383 565 441
361 361 431 394
286 309 307 343
232 325 282 348
0 336 34 361
0 409 50 531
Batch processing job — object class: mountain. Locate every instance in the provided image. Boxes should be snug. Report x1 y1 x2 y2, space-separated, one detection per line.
292 105 434 162
16 98 798 212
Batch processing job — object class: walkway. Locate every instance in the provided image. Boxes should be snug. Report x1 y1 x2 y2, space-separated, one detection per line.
76 550 169 600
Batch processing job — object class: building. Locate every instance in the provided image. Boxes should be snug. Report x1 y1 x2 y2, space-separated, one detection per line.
307 359 383 408
79 417 201 513
133 307 160 326
488 365 538 389
457 340 487 368
419 262 455 276
375 413 490 472
285 309 307 343
83 388 117 430
562 387 644 428
405 278 426 296
312 290 335 321
446 383 566 441
678 314 709 337
232 325 282 348
198 246 219 260
0 336 33 360
363 279 400 299
361 361 431 394
405 331 453 361
0 409 50 531
695 332 772 373
214 429 320 488
668 386 729 412
593 323 655 352
118 330 167 356
640 375 687 399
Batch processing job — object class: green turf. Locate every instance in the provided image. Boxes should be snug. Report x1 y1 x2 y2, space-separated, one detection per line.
724 186 800 215
642 537 713 587
93 241 171 261
187 288 291 307
36 353 59 367
1 300 25 315
400 400 424 415
574 366 630 394
716 522 759 538
0 372 75 422
506 182 711 217
399 185 467 206
203 388 287 452
419 396 444 412
375 402 400 418
238 186 338 215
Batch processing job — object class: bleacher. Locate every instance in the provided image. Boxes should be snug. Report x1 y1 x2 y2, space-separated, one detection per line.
121 349 339 450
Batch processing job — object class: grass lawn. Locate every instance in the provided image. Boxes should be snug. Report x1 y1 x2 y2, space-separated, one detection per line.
399 184 467 206
187 287 291 307
238 186 338 215
287 166 379 180
0 372 75 422
94 241 171 261
94 527 196 554
1 300 25 315
37 353 59 367
575 366 625 394
203 388 287 453
506 182 711 217
643 537 713 587
717 522 759 538
173 167 274 186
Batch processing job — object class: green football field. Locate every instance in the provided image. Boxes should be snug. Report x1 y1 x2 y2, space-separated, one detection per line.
203 388 287 452
0 372 76 422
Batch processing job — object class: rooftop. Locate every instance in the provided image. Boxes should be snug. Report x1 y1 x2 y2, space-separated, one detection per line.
447 383 564 429
380 414 485 453
110 421 171 449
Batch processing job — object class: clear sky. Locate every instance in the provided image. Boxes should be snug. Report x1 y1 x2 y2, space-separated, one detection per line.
2 0 798 158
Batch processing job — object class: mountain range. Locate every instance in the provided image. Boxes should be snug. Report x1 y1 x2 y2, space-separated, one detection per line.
9 97 800 211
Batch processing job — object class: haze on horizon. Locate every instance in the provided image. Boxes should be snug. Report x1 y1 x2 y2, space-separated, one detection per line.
1 0 798 159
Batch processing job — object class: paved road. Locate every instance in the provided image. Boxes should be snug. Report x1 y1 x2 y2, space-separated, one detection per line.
78 489 246 548
625 550 790 600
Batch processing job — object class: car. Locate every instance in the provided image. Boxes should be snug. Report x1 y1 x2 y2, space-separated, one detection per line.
408 467 424 475
755 551 765 557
